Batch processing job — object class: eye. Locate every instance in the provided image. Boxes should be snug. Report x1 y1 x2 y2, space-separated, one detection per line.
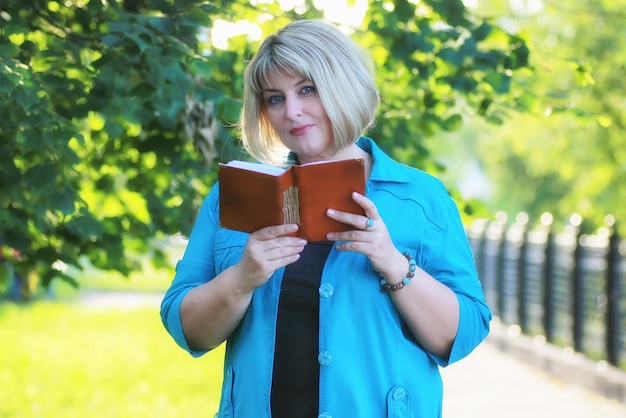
265 95 283 106
300 85 316 95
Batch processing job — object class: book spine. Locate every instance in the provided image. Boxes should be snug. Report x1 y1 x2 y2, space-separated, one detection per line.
282 186 301 225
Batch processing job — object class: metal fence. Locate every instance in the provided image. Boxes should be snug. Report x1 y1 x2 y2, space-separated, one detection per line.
468 213 626 368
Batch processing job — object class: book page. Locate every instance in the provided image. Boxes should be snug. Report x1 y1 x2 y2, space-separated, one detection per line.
224 160 287 176
299 158 365 167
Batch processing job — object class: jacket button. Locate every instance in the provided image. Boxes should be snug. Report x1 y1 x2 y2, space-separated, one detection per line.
318 283 334 298
318 351 333 366
392 387 407 401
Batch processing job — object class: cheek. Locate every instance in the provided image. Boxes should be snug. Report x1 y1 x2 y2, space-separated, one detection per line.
265 112 284 132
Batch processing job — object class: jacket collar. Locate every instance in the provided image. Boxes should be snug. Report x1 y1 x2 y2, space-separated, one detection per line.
356 136 412 184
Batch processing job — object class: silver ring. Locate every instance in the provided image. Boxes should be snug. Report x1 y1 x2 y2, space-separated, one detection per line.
365 218 374 230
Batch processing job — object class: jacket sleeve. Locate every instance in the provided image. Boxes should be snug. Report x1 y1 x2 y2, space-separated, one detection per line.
159 185 221 357
422 187 492 367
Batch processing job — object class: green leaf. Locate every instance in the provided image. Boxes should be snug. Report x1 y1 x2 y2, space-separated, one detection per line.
3 221 30 252
486 115 504 125
473 51 502 69
124 31 151 54
23 163 58 190
184 6 214 27
66 210 104 240
439 47 463 66
428 0 469 27
188 56 214 77
217 97 242 123
104 121 125 138
102 34 122 48
0 153 19 186
51 186 76 216
0 63 22 93
0 74 18 93
13 85 42 111
472 21 493 42
509 40 530 69
442 114 463 131
484 71 511 94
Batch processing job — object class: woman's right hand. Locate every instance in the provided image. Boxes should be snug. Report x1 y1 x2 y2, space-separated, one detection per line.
233 223 307 290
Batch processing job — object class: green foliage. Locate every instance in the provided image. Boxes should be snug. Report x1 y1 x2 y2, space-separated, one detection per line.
359 0 531 172
0 302 224 417
468 0 626 233
1 0 238 295
1 0 531 294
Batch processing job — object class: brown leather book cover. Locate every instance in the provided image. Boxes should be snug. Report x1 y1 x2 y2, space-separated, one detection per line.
218 158 366 241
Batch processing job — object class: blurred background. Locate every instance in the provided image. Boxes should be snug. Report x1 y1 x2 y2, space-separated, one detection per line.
1 0 625 416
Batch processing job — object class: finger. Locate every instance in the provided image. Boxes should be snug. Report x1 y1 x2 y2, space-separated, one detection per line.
326 206 377 232
326 229 371 243
333 238 369 253
326 208 368 231
265 240 305 260
253 223 300 241
253 247 304 269
351 192 380 220
247 235 307 260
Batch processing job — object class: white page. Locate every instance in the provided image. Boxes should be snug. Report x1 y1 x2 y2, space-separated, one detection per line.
300 158 363 166
224 160 287 176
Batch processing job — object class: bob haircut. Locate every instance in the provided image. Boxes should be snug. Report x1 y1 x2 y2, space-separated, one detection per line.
240 19 380 165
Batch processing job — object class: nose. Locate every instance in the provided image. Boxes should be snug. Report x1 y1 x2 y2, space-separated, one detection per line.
285 97 302 119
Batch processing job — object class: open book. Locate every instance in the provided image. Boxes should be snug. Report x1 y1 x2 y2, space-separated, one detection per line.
218 158 366 241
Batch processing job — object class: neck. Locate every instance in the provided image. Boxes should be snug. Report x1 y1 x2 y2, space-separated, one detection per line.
336 143 372 180
295 144 372 179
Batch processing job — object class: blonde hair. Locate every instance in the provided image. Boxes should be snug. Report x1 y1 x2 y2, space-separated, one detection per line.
240 20 380 164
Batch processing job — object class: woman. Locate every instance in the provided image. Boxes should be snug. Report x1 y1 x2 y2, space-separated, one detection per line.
161 19 491 418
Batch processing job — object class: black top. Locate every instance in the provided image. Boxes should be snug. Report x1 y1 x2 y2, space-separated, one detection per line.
270 241 333 418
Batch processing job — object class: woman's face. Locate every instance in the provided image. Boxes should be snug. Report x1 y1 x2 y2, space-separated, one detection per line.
262 71 334 164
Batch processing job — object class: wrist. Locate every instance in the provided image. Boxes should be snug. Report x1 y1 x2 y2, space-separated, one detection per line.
378 252 409 283
379 252 416 292
230 264 259 295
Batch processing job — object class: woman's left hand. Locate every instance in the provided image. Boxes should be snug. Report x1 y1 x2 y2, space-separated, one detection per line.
326 192 407 281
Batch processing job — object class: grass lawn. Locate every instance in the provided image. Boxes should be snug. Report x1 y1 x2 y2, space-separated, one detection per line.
0 300 224 418
49 239 187 298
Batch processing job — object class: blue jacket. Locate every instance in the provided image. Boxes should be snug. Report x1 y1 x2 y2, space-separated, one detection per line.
161 137 491 418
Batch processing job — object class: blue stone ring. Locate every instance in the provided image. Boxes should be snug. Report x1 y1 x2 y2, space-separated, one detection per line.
365 218 375 230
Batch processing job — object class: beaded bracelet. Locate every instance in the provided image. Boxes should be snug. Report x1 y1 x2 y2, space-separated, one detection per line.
379 252 417 292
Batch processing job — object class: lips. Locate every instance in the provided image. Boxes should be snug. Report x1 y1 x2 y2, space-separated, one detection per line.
289 124 313 136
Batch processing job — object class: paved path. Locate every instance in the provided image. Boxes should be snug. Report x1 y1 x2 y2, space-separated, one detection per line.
77 291 626 417
78 290 164 309
442 340 626 418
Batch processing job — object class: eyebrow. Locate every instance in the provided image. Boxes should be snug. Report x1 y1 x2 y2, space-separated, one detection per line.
263 78 309 93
